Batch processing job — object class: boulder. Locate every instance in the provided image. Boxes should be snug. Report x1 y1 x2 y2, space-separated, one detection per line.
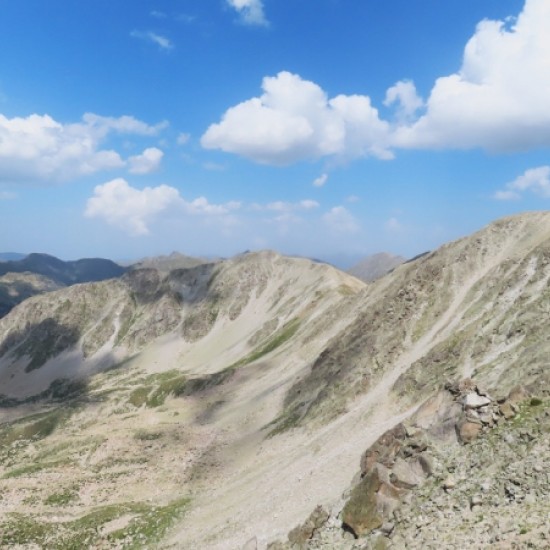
457 419 483 443
287 505 329 547
390 457 425 489
463 393 492 409
499 401 516 420
342 466 384 536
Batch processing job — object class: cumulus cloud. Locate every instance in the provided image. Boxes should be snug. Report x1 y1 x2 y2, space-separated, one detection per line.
313 173 328 187
322 206 360 233
85 178 241 235
384 80 424 122
201 71 391 164
0 113 167 184
203 1 550 164
393 0 550 151
494 166 550 200
131 30 174 50
128 147 164 175
227 0 268 26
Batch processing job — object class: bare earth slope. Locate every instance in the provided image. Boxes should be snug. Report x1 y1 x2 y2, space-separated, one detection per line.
1 213 550 549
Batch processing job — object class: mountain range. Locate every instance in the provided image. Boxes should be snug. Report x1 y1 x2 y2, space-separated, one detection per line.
0 213 548 549
0 253 126 319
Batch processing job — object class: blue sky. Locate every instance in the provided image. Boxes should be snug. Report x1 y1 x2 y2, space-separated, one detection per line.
1 0 549 265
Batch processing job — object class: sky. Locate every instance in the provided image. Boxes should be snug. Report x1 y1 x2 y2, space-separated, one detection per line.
0 0 549 266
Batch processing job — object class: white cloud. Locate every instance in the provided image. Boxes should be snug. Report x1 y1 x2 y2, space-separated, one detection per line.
385 216 402 232
177 132 190 145
0 190 16 200
201 71 391 164
131 30 174 50
204 1 550 164
345 195 360 203
85 178 178 235
384 80 424 122
85 178 241 235
227 0 268 26
128 147 164 175
393 0 550 151
150 10 167 19
0 113 123 183
313 173 328 187
494 166 550 200
83 113 168 136
322 206 360 233
261 200 320 212
0 113 167 184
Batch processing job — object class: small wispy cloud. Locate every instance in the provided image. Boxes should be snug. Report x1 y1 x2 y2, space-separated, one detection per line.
322 206 360 234
150 10 167 19
494 166 550 201
176 13 197 24
227 0 268 27
0 190 16 200
313 173 328 187
177 132 191 146
385 216 402 232
130 30 174 51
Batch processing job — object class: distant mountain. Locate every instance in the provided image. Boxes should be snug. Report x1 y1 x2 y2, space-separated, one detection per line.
0 253 126 318
0 253 126 285
0 272 62 318
127 251 212 272
347 252 405 282
0 252 27 262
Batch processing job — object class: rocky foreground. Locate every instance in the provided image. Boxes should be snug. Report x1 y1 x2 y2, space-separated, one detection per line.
267 379 550 549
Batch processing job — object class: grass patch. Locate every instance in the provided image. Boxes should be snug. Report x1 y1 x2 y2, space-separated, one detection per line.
127 370 188 408
133 429 163 441
128 385 153 408
44 488 78 506
3 460 70 479
231 318 300 369
265 408 302 437
0 407 74 447
0 497 190 549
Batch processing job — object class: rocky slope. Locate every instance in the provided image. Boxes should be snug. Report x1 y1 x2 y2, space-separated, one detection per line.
127 251 212 272
0 213 550 549
347 253 405 282
0 272 62 318
0 253 126 319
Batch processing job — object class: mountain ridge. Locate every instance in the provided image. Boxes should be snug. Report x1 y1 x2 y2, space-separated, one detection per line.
0 212 549 549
